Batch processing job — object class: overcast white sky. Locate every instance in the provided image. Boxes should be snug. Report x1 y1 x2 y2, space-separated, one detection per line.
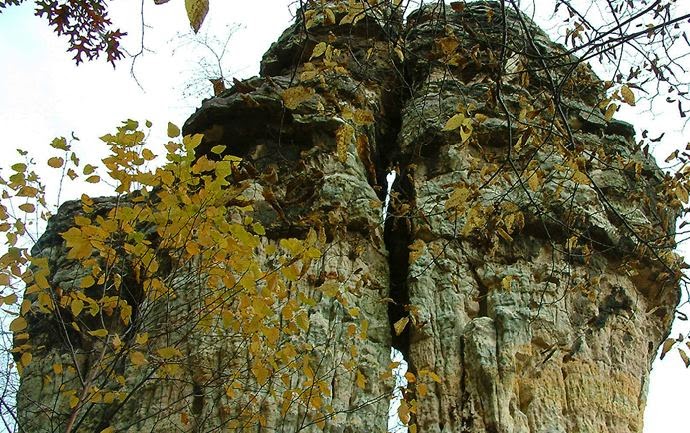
1 1 689 432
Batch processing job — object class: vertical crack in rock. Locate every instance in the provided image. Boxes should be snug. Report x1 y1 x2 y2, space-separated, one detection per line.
384 167 414 364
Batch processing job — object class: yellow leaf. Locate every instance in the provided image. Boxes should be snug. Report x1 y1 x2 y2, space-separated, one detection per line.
183 133 203 151
135 333 149 345
252 222 266 235
310 42 328 59
130 351 147 365
356 370 366 389
353 109 375 125
2 293 18 305
47 157 64 168
71 299 84 316
604 103 618 121
280 238 303 256
408 239 426 264
112 334 122 350
443 112 473 143
80 275 95 288
62 227 92 259
305 246 321 259
34 272 50 289
85 175 100 183
52 363 63 374
74 215 90 226
185 0 209 33
393 317 409 336
443 113 467 131
16 186 38 198
50 137 69 150
120 304 132 325
437 35 460 57
417 382 428 397
496 227 513 242
252 364 270 385
324 7 336 24
501 275 514 291
210 145 226 154
527 172 540 192
427 371 442 383
20 352 32 366
572 171 590 185
263 326 279 346
281 264 299 281
282 86 315 110
99 426 114 433
156 346 182 359
336 123 354 162
474 113 489 123
167 122 181 138
88 329 108 338
296 311 310 332
398 400 410 424
9 316 27 332
620 85 636 106
18 203 35 213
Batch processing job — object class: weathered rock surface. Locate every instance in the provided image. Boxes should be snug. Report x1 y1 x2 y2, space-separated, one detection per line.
17 1 679 433
392 3 679 433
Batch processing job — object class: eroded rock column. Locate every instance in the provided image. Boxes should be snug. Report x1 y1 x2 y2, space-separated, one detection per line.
391 3 679 433
183 1 404 430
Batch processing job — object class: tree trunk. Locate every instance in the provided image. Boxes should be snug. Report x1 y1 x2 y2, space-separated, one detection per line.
17 1 679 433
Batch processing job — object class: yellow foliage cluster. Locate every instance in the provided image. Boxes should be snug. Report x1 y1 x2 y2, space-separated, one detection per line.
0 120 377 431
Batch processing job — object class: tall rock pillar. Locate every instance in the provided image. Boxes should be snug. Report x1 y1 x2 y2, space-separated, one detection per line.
392 3 679 433
15 2 680 433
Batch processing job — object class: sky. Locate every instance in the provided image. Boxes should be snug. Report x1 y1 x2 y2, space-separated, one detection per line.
1 1 689 432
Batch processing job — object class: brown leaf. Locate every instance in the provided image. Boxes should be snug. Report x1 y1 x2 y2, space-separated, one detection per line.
185 0 209 33
660 337 675 359
621 85 636 106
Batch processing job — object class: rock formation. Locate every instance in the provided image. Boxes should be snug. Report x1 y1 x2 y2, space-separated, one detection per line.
16 1 680 432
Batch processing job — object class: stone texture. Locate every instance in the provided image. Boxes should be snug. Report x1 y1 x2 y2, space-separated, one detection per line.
392 3 679 433
16 1 679 433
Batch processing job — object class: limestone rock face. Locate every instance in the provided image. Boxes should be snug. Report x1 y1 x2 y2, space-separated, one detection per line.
17 2 679 433
394 4 678 433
